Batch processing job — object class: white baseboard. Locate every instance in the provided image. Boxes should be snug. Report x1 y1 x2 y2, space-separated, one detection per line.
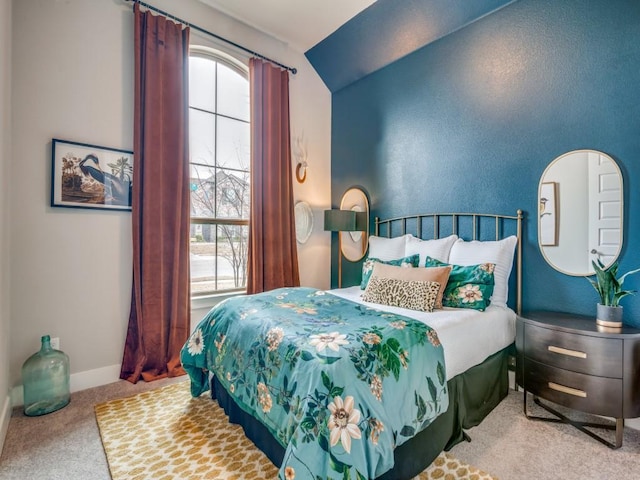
10 363 122 407
0 394 11 456
627 418 640 431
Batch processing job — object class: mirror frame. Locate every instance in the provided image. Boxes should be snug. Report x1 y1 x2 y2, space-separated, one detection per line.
340 187 369 262
538 149 624 276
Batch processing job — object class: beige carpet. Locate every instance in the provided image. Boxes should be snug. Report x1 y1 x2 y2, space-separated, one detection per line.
95 381 496 480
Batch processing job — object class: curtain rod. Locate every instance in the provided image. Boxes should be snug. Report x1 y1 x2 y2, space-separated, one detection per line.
126 0 297 74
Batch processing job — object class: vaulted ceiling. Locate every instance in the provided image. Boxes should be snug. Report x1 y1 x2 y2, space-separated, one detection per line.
199 0 517 92
197 0 377 52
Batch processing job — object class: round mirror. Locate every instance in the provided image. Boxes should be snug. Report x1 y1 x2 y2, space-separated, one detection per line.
294 201 313 244
340 187 369 262
538 149 623 276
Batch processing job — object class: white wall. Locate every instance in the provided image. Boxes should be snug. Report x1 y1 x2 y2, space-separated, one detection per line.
9 0 330 398
0 0 12 455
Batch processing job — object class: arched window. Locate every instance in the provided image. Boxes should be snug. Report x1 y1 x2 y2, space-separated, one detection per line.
189 48 250 296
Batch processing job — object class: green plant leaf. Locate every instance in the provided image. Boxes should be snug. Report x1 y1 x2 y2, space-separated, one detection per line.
318 433 329 452
329 451 346 473
614 290 636 305
389 354 401 381
589 260 640 307
415 391 426 421
330 386 344 398
400 425 415 437
427 377 437 402
321 371 332 391
316 355 342 364
386 337 401 352
619 267 640 287
436 362 445 386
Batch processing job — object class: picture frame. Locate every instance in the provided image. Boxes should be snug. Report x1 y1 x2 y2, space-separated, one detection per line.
51 138 134 211
539 181 558 246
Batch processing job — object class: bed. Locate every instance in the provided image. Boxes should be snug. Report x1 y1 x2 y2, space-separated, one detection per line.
181 210 524 480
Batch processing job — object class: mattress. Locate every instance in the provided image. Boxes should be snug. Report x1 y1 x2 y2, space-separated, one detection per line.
328 286 516 379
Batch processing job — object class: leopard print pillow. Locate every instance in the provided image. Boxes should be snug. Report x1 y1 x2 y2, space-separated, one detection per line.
362 276 441 312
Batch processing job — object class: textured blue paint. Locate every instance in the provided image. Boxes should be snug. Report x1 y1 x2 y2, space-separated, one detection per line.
330 0 640 327
306 0 515 93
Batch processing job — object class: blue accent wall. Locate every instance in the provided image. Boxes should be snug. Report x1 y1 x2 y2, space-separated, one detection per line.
329 0 640 326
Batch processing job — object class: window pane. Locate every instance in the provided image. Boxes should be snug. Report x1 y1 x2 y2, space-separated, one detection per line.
217 64 249 121
190 225 217 294
217 116 249 171
189 56 216 112
189 109 215 167
190 223 248 294
190 165 216 218
216 167 250 219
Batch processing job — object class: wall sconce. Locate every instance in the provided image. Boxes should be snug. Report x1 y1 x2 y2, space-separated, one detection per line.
293 133 308 183
324 188 369 288
295 161 307 183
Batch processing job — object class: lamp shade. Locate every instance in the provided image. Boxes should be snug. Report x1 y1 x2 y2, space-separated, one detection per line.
354 211 367 232
324 209 356 232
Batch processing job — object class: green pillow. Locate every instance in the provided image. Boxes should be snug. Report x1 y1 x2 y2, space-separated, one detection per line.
424 256 495 311
360 254 420 289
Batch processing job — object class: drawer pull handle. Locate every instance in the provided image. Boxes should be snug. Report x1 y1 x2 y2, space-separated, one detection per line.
548 345 587 359
548 382 587 398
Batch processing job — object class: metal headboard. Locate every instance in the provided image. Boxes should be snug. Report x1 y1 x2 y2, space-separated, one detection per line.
375 210 524 315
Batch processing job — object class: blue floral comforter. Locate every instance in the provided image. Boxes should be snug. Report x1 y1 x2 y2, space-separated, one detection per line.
181 287 448 480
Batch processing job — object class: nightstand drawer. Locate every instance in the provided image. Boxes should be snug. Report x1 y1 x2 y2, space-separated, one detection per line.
524 358 622 417
524 323 622 378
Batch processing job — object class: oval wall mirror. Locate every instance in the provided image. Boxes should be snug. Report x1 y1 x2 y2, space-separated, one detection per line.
294 201 314 244
340 187 369 262
538 149 623 276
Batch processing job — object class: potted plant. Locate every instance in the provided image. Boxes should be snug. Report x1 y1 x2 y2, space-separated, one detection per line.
588 259 640 328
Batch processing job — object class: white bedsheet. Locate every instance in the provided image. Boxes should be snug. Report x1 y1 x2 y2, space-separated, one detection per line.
328 286 516 380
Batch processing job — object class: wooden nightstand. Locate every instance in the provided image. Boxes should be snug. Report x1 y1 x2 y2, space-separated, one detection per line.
516 311 640 449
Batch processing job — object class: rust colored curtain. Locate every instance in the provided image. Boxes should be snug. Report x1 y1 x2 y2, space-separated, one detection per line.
120 4 191 383
246 58 300 294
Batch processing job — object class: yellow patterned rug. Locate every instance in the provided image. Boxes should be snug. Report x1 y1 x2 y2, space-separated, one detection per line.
95 381 496 480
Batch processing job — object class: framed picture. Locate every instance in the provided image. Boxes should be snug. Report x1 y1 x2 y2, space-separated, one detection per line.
539 181 558 246
51 138 133 211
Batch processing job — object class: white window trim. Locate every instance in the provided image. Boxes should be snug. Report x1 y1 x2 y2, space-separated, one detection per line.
191 290 245 311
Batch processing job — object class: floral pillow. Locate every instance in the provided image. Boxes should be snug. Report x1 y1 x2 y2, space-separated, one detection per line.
360 254 420 289
424 256 495 311
362 276 441 312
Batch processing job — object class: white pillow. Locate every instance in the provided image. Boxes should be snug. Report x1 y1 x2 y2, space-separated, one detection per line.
367 234 411 261
404 234 458 265
448 236 518 308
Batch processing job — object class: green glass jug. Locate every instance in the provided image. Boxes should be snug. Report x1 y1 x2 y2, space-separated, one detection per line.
22 335 70 416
